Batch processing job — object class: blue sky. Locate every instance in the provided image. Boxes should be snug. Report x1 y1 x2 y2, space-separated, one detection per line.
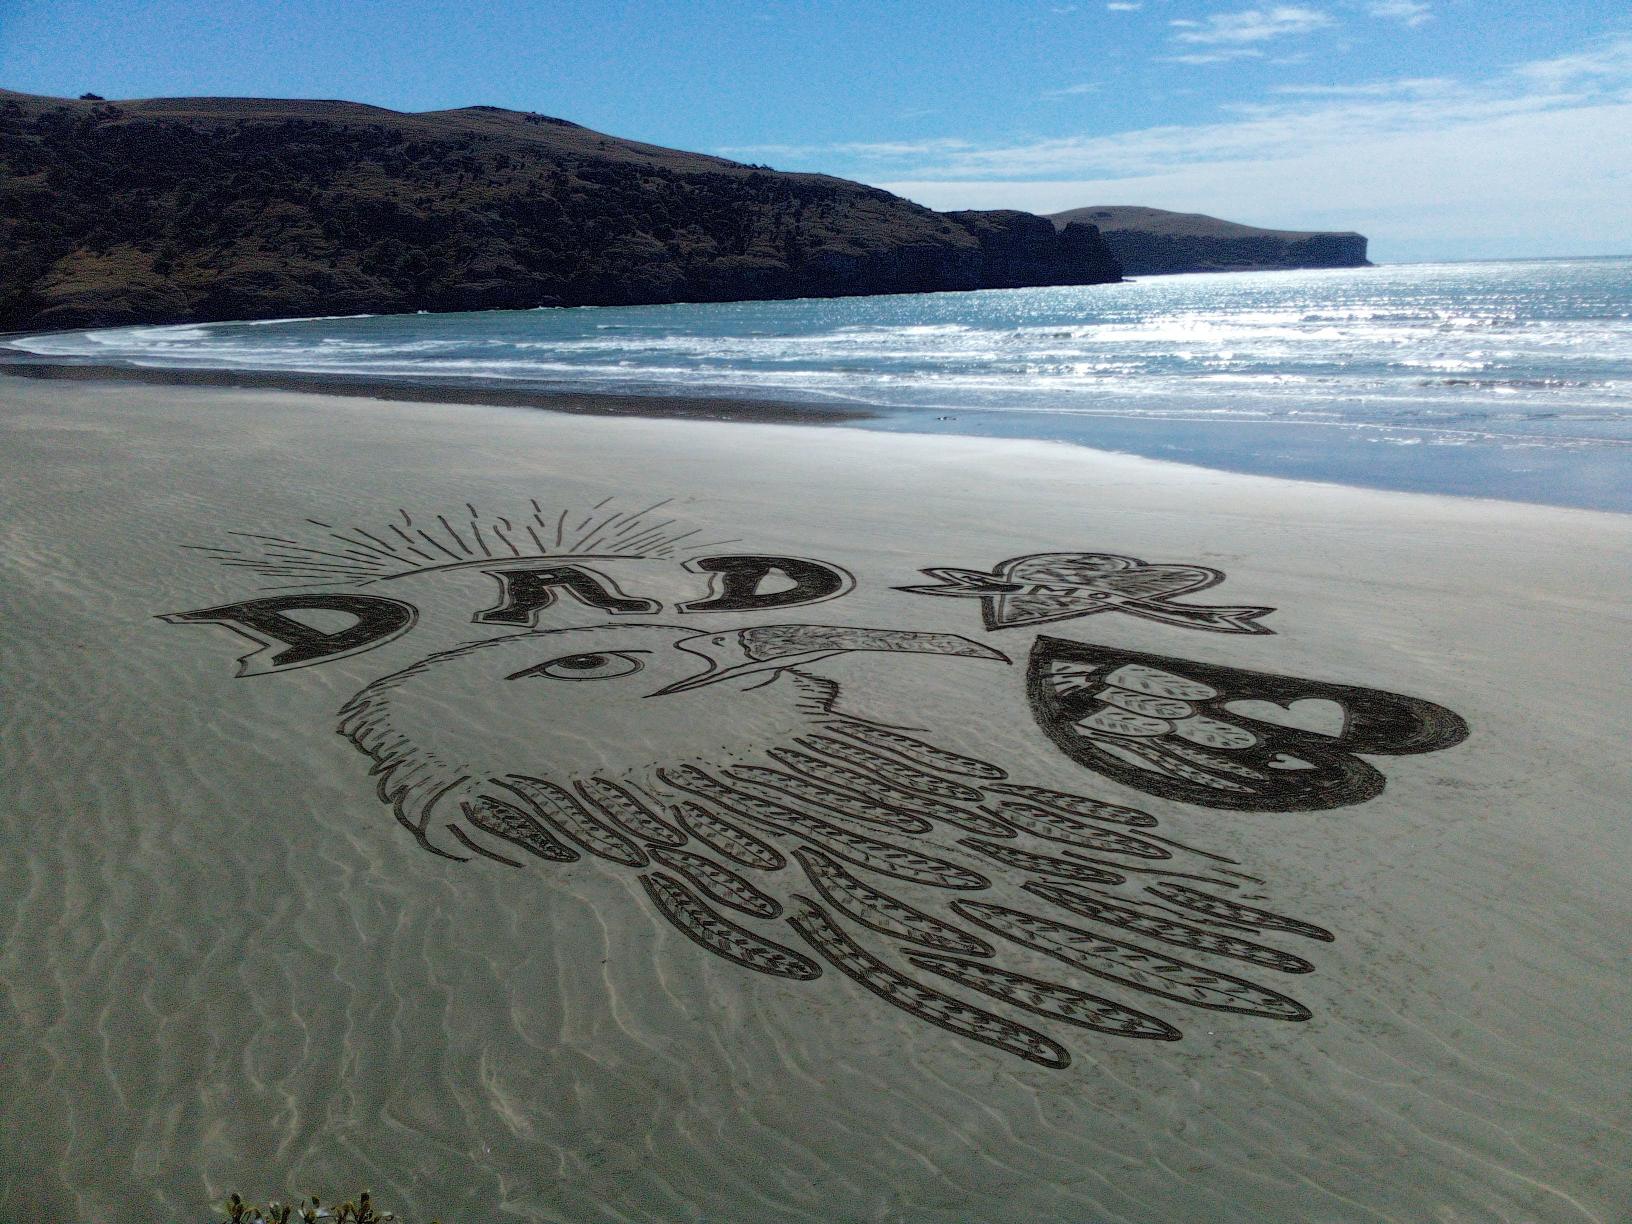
2 1 1628 260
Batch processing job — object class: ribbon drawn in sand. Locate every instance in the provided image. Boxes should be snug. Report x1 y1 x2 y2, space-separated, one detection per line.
898 552 1276 634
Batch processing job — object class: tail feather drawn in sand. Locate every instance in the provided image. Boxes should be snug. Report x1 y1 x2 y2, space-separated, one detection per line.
337 622 1352 1069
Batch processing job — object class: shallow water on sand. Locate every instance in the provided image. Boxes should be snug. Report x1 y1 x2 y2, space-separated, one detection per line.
12 257 1632 511
1 380 1629 1221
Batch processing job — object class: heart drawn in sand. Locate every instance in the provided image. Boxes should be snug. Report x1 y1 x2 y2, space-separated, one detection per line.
1226 698 1347 739
1028 638 1471 811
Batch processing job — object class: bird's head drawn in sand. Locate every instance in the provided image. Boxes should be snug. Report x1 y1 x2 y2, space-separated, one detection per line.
338 620 1340 1069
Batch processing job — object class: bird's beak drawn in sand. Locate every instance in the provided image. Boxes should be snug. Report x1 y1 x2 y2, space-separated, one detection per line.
653 624 1008 695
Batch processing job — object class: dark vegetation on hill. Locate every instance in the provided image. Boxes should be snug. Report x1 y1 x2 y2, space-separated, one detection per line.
0 90 1121 331
1048 205 1369 276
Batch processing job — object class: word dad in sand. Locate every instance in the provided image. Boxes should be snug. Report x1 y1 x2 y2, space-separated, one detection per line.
162 498 1469 1071
163 552 855 675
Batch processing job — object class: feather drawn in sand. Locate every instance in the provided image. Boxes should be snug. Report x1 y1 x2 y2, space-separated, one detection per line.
337 622 1343 1068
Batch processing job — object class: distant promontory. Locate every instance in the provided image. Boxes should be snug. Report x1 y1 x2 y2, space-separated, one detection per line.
1048 205 1369 276
0 90 1121 331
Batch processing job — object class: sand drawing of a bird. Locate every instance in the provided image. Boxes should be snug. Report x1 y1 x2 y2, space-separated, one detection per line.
338 622 1336 1069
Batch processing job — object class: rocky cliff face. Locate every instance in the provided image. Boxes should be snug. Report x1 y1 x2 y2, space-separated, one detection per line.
1048 205 1368 276
946 211 1122 288
0 91 1120 331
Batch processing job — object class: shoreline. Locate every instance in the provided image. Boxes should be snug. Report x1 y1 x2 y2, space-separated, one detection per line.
0 360 877 426
7 358 1628 518
3 365 1625 525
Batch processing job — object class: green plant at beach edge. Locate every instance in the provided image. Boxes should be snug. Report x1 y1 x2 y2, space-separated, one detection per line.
219 1188 439 1224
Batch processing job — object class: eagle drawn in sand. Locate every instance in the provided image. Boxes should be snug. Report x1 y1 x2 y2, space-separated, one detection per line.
338 621 1339 1069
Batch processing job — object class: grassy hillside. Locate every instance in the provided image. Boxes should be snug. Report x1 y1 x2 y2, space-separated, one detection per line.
0 90 1120 330
1048 205 1368 275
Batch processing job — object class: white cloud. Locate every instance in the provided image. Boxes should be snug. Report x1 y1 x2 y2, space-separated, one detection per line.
1269 77 1452 97
763 33 1632 260
762 36 1632 181
719 137 975 160
1514 36 1632 88
1106 2 1142 10
840 139 976 157
1042 82 1104 98
876 98 1632 261
1160 48 1266 64
1169 6 1333 45
867 94 1596 180
1366 0 1431 27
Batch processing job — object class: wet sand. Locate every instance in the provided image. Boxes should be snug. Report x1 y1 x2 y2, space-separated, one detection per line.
0 358 876 425
1 373 1628 1222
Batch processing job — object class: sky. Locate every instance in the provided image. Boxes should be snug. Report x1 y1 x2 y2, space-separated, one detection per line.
2 0 1628 261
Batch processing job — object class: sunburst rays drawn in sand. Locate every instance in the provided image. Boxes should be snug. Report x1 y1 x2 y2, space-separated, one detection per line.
181 497 742 590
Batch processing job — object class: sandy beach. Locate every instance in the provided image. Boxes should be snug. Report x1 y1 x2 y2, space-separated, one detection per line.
2 372 1629 1223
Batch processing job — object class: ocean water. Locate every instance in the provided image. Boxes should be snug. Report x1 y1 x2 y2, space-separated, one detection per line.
11 257 1632 511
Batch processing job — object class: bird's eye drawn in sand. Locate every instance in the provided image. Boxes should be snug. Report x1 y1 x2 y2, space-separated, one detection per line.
897 552 1277 634
335 620 1346 1069
506 650 651 681
1028 637 1470 812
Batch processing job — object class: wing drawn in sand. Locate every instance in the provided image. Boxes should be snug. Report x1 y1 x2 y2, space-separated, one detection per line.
336 621 1345 1069
1028 637 1470 811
